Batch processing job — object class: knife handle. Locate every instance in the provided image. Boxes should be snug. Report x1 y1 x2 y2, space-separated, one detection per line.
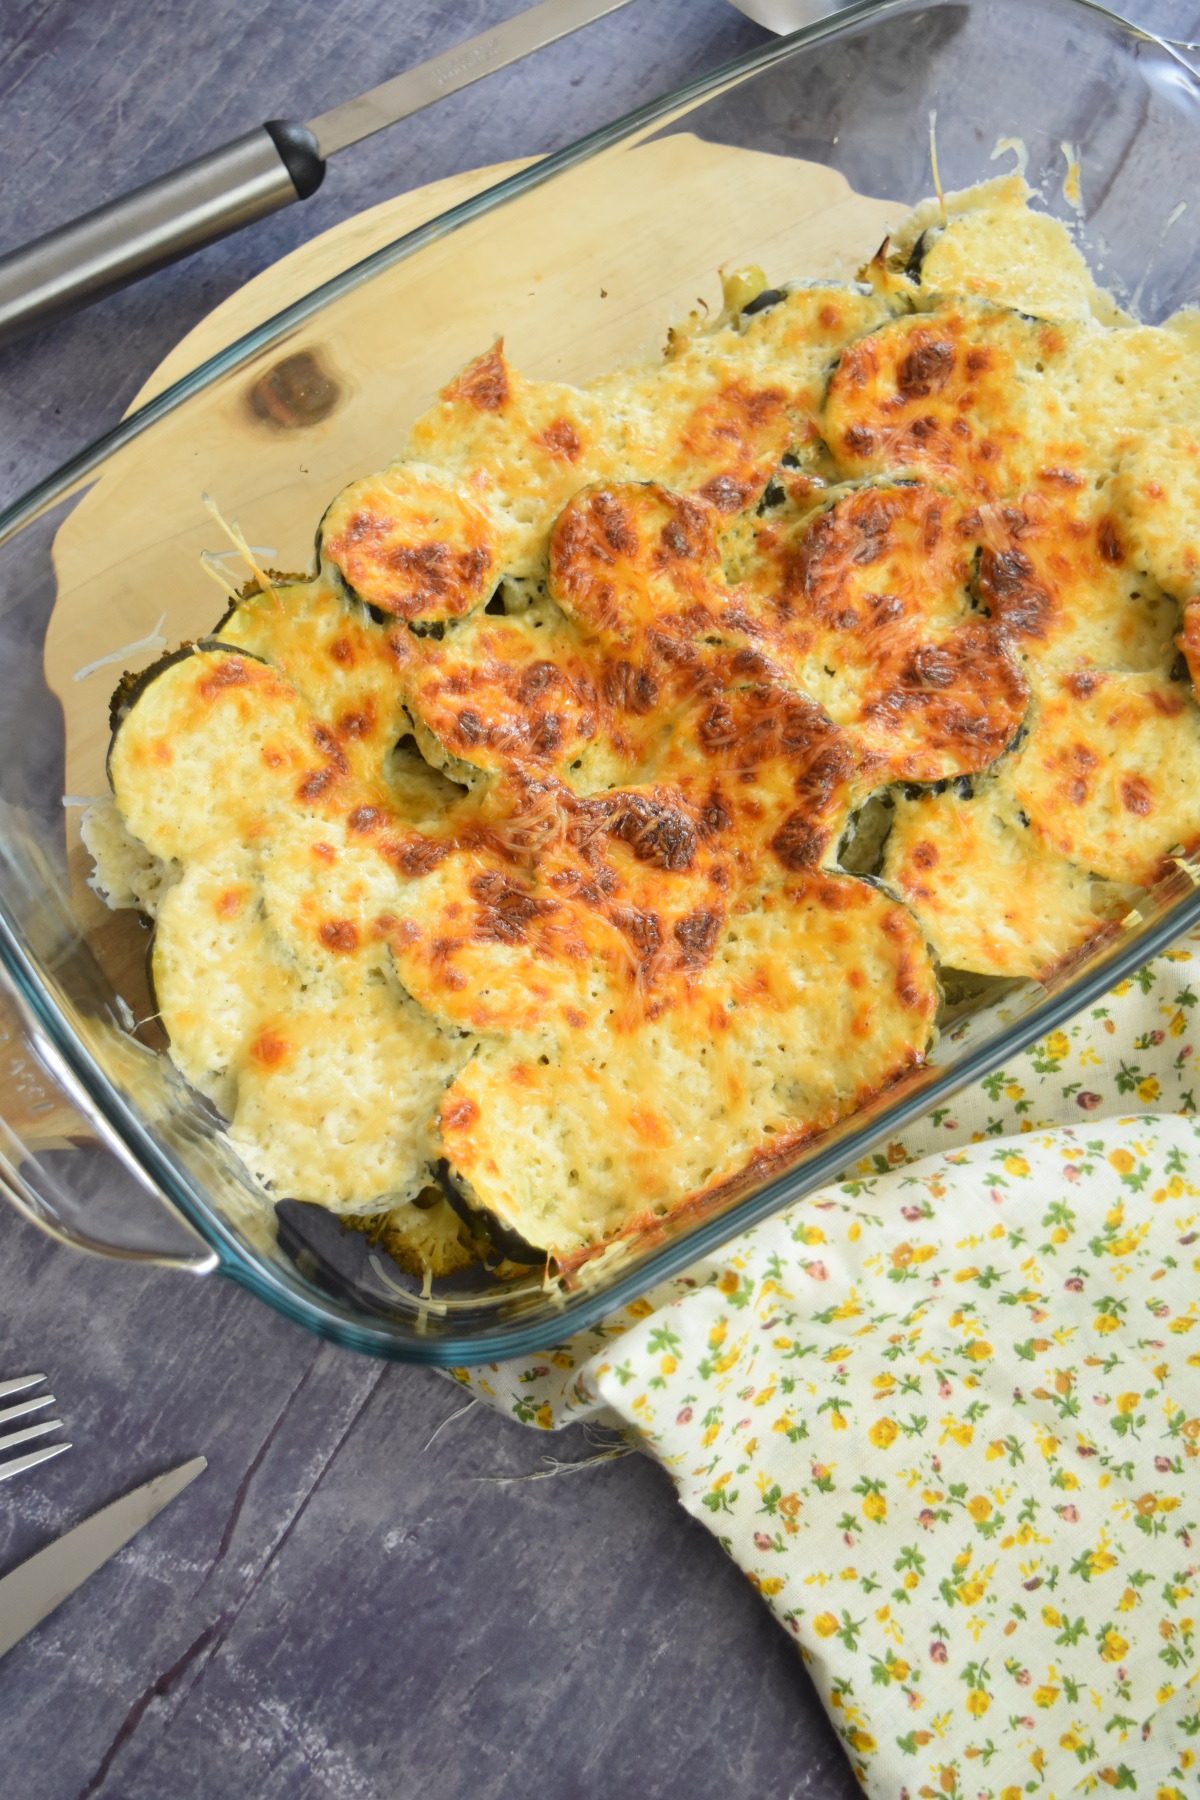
0 120 325 351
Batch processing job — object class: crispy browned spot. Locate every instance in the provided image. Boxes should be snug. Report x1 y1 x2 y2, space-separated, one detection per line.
608 794 697 871
384 837 448 878
896 336 955 398
393 542 490 615
603 660 659 714
793 736 856 808
444 343 510 412
698 474 754 514
977 545 1054 639
697 699 739 753
659 500 713 562
249 1031 291 1069
470 871 558 943
797 490 894 586
895 951 925 1010
319 919 359 953
531 713 561 755
612 907 662 963
197 656 251 700
536 418 582 462
770 811 827 870
1120 775 1153 816
337 702 376 738
296 768 336 802
843 424 876 456
515 662 559 704
910 840 938 870
679 381 787 492
310 724 349 770
1097 517 1125 565
702 788 732 835
455 708 488 746
442 1096 480 1131
673 908 721 965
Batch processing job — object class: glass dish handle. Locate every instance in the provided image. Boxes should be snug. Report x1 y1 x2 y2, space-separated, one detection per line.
0 971 217 1271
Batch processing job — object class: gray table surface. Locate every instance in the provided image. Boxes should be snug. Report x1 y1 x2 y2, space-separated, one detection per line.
0 2 1195 1797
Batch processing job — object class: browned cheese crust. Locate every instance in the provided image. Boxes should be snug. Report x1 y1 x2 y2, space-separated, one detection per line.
100 178 1200 1259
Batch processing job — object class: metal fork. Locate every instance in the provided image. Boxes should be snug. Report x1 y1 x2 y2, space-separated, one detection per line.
0 1376 71 1481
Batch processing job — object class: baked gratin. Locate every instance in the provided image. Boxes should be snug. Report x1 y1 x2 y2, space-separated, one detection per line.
85 176 1200 1277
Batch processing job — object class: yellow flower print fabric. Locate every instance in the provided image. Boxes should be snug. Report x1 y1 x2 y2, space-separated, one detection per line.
450 929 1200 1794
583 1114 1200 1797
461 929 1200 1426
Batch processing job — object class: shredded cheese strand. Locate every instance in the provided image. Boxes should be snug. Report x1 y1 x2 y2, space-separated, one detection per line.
929 110 946 224
72 613 168 682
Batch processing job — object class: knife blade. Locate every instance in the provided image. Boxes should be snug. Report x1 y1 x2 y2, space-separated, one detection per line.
0 1456 206 1660
309 0 638 158
0 0 637 350
724 0 852 31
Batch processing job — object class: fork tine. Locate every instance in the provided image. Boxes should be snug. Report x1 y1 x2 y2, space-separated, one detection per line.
0 1419 64 1453
0 1441 71 1482
0 1375 47 1400
0 1394 55 1426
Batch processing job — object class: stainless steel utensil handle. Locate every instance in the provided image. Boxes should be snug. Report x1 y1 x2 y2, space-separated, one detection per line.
0 120 324 351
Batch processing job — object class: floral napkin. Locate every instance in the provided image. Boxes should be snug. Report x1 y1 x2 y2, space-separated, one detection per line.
453 929 1200 1797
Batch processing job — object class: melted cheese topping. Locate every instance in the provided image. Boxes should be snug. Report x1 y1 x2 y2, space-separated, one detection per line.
319 463 499 621
882 774 1129 980
894 174 1122 325
442 872 935 1256
735 480 1028 783
99 176 1200 1263
1010 671 1200 886
1111 427 1200 605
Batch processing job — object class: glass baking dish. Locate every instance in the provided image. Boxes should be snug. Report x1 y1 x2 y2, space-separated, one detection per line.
3 0 1199 1364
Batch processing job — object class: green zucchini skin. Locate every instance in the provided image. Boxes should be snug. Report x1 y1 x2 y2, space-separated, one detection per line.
108 641 200 735
105 639 275 786
434 1157 546 1267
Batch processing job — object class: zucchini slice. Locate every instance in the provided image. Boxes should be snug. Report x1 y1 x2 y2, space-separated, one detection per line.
438 869 938 1259
107 641 344 864
318 462 499 622
882 768 1133 980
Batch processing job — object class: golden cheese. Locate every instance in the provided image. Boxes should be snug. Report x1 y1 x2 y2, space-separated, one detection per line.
318 463 500 622
893 174 1124 326
93 176 1200 1270
441 871 935 1259
1009 670 1200 887
882 773 1130 980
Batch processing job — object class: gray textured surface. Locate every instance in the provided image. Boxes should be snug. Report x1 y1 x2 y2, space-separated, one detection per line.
0 2 867 1796
3 2 1198 1795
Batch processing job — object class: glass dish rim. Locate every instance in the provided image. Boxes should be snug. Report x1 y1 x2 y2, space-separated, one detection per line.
1 0 1195 1365
0 0 1172 554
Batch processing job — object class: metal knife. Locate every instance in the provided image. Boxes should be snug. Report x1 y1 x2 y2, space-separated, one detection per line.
0 1456 206 1660
0 0 637 350
725 0 853 30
